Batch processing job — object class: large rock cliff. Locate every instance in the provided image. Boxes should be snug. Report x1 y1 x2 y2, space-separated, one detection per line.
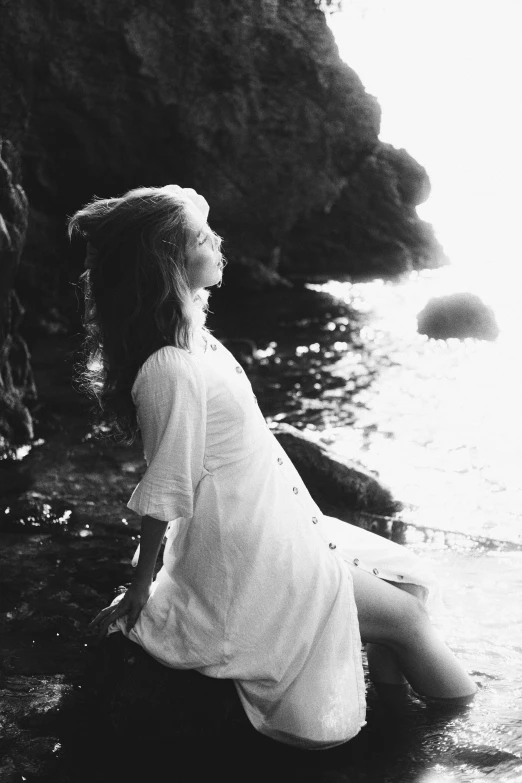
1 1 444 306
0 0 445 449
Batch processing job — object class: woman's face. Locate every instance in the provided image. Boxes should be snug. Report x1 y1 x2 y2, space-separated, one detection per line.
183 200 223 291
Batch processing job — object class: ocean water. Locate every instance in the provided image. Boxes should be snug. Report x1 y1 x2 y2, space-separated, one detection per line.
314 269 522 546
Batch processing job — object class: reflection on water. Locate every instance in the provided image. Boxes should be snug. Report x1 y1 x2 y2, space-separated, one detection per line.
312 268 522 546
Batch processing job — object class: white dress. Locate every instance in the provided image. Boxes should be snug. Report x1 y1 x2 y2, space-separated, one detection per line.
112 337 438 749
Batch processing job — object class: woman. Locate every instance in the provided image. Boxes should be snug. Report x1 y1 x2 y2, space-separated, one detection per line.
70 185 477 750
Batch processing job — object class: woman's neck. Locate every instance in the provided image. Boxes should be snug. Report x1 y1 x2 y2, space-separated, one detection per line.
190 327 208 355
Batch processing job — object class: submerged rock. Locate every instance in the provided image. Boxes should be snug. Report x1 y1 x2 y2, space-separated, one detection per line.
417 292 499 341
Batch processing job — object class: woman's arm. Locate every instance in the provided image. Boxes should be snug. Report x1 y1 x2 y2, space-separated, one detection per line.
132 514 169 583
90 514 168 639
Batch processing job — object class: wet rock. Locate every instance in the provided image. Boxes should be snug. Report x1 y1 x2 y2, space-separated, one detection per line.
417 292 499 341
0 456 34 497
88 632 246 740
273 423 401 530
0 674 73 781
0 138 36 453
0 493 77 534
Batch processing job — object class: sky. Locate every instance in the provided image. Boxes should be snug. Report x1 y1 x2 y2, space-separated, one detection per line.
327 0 522 284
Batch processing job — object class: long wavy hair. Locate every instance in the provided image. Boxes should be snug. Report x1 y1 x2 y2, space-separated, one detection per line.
68 185 222 444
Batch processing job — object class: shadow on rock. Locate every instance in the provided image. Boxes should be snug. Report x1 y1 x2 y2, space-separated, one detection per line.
71 632 370 783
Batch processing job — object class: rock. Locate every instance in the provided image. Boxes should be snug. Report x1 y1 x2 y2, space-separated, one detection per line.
87 632 247 741
281 143 447 280
0 457 34 497
0 138 36 453
219 255 293 293
417 292 499 341
0 494 77 533
0 0 443 330
273 423 402 531
0 674 73 781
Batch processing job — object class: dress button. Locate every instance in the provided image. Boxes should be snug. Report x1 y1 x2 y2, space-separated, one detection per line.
373 568 379 575
312 516 318 524
329 543 337 550
293 487 298 494
277 457 283 465
398 575 404 580
353 558 359 566
211 344 217 351
235 366 243 373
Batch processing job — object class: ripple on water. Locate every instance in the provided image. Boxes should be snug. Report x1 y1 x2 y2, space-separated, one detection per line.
0 496 77 534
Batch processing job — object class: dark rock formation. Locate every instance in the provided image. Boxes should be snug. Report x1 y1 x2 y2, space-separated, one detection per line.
0 0 443 322
88 632 246 741
282 143 446 279
0 139 35 454
417 292 499 341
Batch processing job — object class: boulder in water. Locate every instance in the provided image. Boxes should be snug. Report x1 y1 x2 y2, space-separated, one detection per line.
417 292 499 341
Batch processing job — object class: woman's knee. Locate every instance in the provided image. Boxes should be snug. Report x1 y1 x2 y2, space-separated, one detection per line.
388 593 430 649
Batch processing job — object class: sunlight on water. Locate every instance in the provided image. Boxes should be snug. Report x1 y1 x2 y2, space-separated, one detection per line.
317 272 522 544
324 0 522 543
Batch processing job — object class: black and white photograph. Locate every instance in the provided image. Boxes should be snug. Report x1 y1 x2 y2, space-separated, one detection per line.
0 1 521 781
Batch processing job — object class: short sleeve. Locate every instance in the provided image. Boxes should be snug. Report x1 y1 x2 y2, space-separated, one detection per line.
126 347 207 522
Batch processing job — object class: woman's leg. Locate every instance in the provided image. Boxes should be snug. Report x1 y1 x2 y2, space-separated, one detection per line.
366 643 408 684
366 582 424 686
348 564 477 700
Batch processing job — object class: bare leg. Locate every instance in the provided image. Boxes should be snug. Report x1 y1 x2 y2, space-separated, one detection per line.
367 583 424 686
367 643 408 685
349 565 477 700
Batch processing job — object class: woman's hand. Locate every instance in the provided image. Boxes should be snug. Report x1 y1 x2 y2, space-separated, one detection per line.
89 578 153 640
